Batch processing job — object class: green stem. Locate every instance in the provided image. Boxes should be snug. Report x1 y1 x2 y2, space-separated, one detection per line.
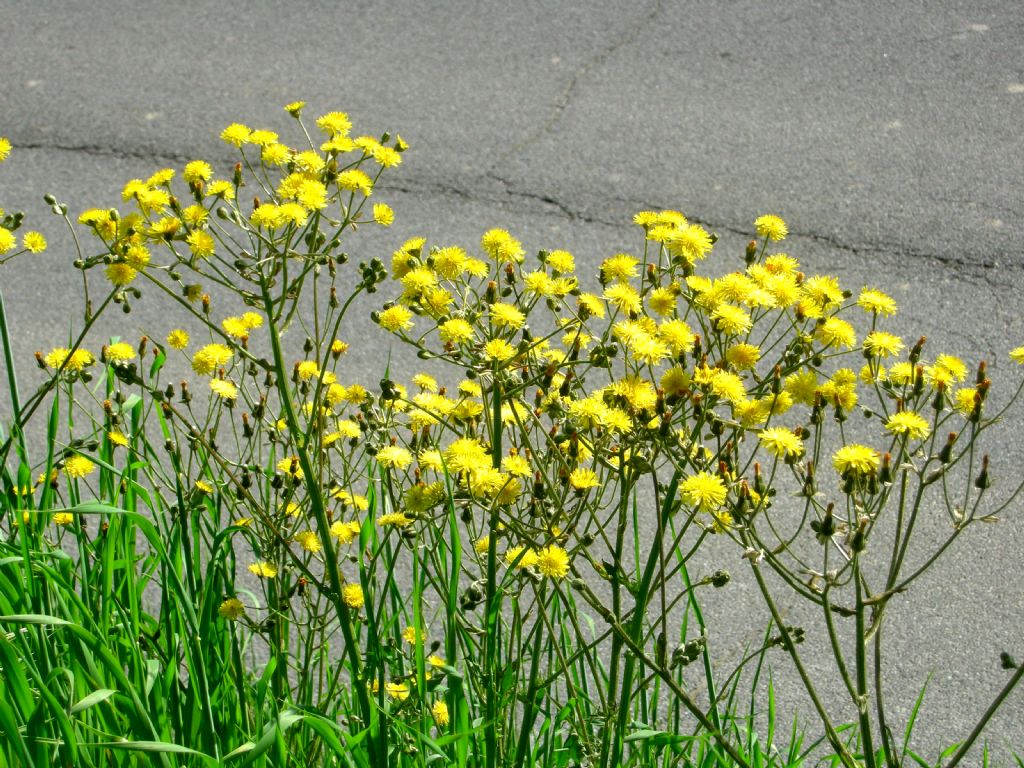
854 561 877 768
258 275 381 765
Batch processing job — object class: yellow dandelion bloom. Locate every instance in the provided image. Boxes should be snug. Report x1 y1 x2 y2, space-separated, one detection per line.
754 214 788 241
192 343 232 375
343 583 364 609
863 331 904 358
857 288 897 317
815 317 856 349
63 455 96 479
338 169 373 196
711 304 752 336
536 545 570 579
604 283 642 315
294 530 322 553
439 318 474 345
23 231 47 253
885 411 931 440
186 230 215 258
52 512 74 526
248 561 277 578
376 446 413 470
218 598 245 620
481 228 524 264
104 342 136 364
373 203 394 226
220 123 251 146
490 302 526 329
666 224 713 264
832 444 880 477
166 329 189 350
432 700 450 727
680 472 727 513
601 253 639 282
183 161 213 184
378 305 414 333
758 427 804 459
209 378 238 400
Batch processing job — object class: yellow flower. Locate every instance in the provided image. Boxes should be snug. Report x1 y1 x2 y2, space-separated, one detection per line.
863 331 903 358
648 286 678 316
481 228 524 264
484 338 517 361
490 302 526 329
373 203 394 226
343 583 364 609
261 142 290 165
218 598 245 620
206 180 235 199
248 562 278 578
832 444 880 477
385 682 410 701
885 411 931 440
604 284 641 315
294 530 322 553
297 179 329 210
192 343 232 375
378 305 414 333
601 253 639 282
0 137 10 162
316 111 352 136
439 318 474 345
815 317 856 349
536 545 571 579
209 378 238 400
680 472 727 512
105 263 137 286
93 341 129 368
183 161 213 184
726 343 761 370
432 700 450 727
1011 346 1024 364
186 230 215 258
857 288 897 317
0 229 15 254
754 214 788 241
711 304 752 336
221 123 251 146
376 446 413 470
330 520 362 544
166 329 189 350
569 467 600 490
402 625 425 645
22 232 47 253
758 427 804 459
338 169 373 196
52 512 74 526
108 430 129 448
666 224 713 264
63 455 96 479
546 249 575 273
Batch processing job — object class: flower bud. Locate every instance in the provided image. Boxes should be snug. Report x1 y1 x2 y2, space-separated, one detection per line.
939 432 956 463
909 336 926 364
745 240 758 265
974 455 991 490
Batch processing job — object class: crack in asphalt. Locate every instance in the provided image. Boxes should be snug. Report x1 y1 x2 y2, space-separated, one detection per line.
488 0 664 167
8 141 1017 293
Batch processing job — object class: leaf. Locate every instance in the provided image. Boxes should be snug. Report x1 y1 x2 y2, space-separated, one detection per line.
94 740 219 764
70 688 117 715
0 614 73 626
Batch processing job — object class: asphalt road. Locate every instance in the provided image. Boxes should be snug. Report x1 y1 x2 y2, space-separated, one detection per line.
1 0 1022 761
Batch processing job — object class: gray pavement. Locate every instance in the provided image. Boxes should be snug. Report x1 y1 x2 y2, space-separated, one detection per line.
1 0 1022 761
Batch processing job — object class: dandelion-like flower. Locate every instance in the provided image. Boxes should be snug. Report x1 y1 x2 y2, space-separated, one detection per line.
248 561 278 579
758 427 804 459
832 444 880 477
755 214 788 241
680 472 728 513
218 598 245 620
63 455 96 479
342 583 364 609
886 411 931 440
536 545 570 579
